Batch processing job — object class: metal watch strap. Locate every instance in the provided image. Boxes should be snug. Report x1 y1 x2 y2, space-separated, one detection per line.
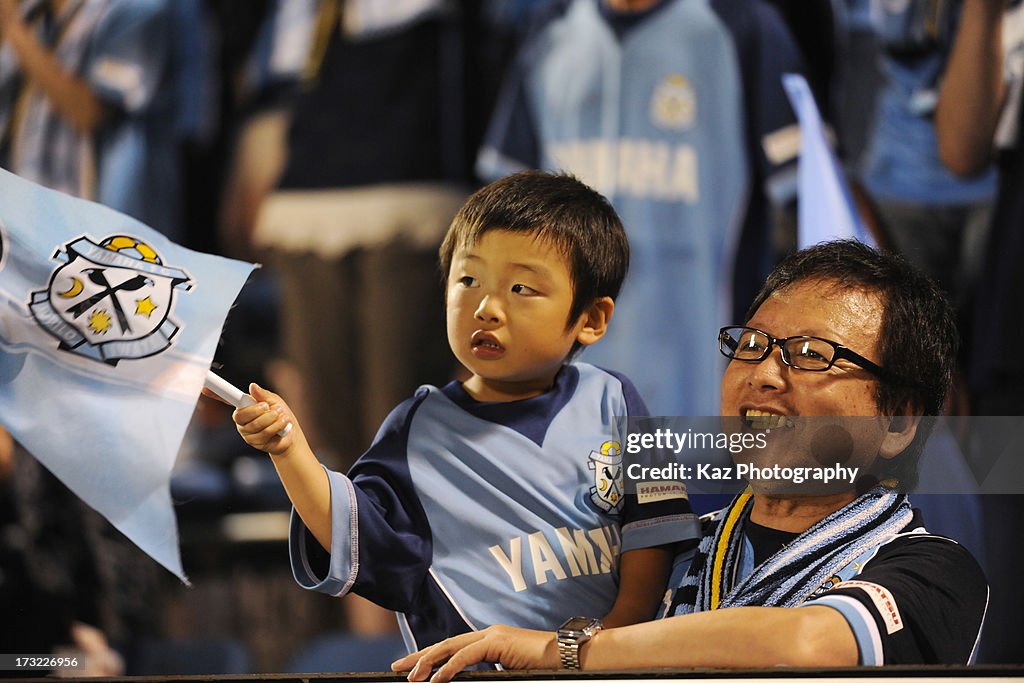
558 640 583 671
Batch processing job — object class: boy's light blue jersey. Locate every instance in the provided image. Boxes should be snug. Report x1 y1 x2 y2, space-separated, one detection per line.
477 0 804 416
288 363 699 652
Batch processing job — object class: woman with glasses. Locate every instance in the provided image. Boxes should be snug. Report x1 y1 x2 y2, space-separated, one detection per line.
393 240 987 678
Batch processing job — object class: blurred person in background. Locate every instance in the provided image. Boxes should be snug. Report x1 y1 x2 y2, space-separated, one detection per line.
935 0 1024 662
0 2 186 672
936 0 1024 418
857 0 997 411
0 0 182 239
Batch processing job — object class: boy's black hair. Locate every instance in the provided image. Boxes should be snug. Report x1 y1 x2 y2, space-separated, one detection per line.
746 239 958 488
440 171 629 331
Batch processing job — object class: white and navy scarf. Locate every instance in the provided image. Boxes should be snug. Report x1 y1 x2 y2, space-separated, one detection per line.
667 485 913 614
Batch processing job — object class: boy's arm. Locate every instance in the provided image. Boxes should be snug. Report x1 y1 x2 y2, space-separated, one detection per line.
605 371 699 628
600 546 674 628
232 384 435 610
233 383 332 550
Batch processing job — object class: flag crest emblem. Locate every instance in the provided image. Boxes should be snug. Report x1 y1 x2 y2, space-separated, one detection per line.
29 235 191 364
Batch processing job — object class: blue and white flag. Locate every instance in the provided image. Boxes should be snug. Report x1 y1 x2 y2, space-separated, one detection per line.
782 74 875 249
0 169 256 581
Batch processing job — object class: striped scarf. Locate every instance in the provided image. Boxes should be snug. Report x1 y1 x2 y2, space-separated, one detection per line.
669 485 912 614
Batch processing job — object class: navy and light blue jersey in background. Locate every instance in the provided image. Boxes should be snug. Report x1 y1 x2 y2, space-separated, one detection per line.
289 363 700 652
477 0 805 417
861 0 997 205
0 0 181 239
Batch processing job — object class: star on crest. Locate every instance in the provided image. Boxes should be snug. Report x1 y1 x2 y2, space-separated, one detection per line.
135 296 158 318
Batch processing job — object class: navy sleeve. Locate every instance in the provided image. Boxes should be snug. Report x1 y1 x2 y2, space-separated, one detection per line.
87 0 170 114
712 0 806 201
711 0 807 318
289 390 436 612
604 368 650 418
605 370 701 551
807 535 988 665
475 2 573 180
476 51 540 180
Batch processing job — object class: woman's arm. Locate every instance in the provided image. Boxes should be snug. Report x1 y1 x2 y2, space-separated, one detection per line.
394 605 857 682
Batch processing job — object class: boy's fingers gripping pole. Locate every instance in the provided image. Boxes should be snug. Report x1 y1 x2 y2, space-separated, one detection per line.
204 370 293 437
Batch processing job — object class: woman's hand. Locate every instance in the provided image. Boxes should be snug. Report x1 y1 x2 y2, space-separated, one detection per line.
392 625 559 683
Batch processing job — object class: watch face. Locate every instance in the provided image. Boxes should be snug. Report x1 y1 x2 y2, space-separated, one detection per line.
560 617 600 634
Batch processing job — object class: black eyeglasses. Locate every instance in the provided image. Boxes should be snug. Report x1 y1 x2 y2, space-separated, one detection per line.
718 326 887 378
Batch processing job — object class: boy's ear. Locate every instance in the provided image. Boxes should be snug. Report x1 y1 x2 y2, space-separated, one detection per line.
575 297 615 347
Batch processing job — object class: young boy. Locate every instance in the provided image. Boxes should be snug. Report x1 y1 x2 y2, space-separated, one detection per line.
231 171 699 653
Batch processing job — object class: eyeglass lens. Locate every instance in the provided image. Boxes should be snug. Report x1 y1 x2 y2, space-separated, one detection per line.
724 328 835 370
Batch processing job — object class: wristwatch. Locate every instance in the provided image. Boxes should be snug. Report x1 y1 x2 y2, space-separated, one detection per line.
556 616 602 670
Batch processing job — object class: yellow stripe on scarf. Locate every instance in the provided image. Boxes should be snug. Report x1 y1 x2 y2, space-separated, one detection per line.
710 490 752 610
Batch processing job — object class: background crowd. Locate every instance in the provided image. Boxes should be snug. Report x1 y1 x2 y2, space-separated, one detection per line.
0 0 1021 674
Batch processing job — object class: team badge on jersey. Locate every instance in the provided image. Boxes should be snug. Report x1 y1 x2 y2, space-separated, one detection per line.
29 235 191 365
589 440 624 513
651 74 697 130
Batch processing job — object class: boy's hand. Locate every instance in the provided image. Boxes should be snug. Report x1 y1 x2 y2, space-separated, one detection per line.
232 383 296 456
